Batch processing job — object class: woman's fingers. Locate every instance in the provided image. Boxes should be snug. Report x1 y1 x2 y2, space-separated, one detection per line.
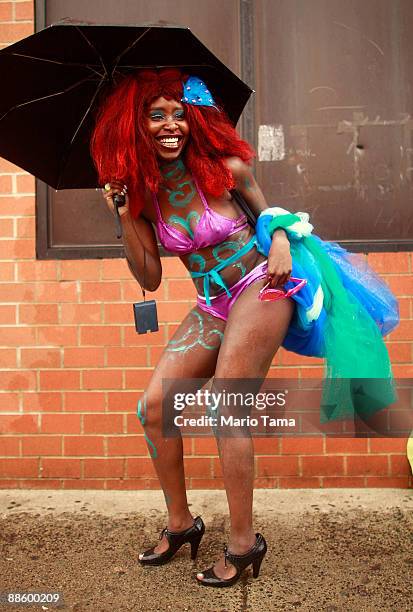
101 181 129 216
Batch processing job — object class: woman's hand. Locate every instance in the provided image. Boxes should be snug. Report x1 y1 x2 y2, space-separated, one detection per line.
101 180 130 217
266 232 292 288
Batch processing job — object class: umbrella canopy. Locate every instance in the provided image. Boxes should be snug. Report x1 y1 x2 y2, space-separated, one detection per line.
0 22 253 190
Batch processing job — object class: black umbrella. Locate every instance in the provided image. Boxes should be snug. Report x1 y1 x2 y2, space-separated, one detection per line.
0 22 253 190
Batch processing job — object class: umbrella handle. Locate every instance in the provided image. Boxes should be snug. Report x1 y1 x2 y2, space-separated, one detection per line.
113 194 125 239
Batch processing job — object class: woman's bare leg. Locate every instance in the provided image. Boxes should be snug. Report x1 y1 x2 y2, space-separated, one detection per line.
138 307 225 554
197 282 294 580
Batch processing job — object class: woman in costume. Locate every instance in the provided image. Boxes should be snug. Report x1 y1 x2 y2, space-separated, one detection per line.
91 68 399 587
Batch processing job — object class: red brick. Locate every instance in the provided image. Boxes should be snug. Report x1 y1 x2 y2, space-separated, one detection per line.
63 479 105 489
0 458 38 477
22 392 62 412
0 414 38 434
64 436 104 456
0 393 20 411
107 435 148 456
193 437 218 455
397 298 411 318
0 175 12 192
0 262 14 280
302 456 344 476
0 304 16 324
19 304 59 324
369 438 408 453
390 454 411 475
279 477 320 488
325 438 368 454
82 369 123 390
107 479 151 490
4 239 34 258
367 252 410 274
366 476 412 488
35 281 78 302
102 259 129 280
266 367 300 379
183 457 211 477
80 326 121 346
157 301 193 323
253 437 281 454
387 342 412 363
0 22 34 43
108 391 137 412
15 1 35 20
83 413 123 434
17 261 58 281
83 458 124 478
161 258 189 278
256 455 299 477
0 3 13 21
60 260 101 281
123 325 166 346
0 436 20 455
124 369 154 391
41 414 81 434
22 436 62 456
20 348 60 368
347 455 389 476
0 195 34 215
0 218 13 237
60 303 101 324
106 346 147 367
0 348 17 368
37 326 78 346
16 174 34 193
386 275 413 297
17 479 62 489
190 478 225 489
392 364 413 377
149 346 166 366
81 281 121 302
167 279 196 300
39 370 80 391
126 457 157 478
122 279 164 301
65 392 105 412
322 477 365 487
281 436 324 454
63 347 104 368
103 303 131 324
41 458 81 478
16 216 35 238
0 283 35 302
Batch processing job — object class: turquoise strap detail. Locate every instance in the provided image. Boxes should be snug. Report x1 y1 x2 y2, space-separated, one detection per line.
191 236 257 306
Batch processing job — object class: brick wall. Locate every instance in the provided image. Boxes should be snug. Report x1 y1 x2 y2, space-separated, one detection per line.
0 1 412 489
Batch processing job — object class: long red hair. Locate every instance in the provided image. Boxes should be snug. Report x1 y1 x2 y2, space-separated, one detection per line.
90 68 255 218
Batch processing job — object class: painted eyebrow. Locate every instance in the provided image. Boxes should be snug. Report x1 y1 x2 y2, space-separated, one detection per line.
149 107 184 112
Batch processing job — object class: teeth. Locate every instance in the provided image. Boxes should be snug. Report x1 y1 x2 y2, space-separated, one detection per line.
158 137 180 149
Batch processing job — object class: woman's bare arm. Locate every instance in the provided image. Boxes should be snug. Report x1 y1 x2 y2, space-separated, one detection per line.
224 157 292 287
102 182 162 291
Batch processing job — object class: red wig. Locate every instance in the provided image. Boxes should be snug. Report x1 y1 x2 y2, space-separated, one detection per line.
90 68 255 218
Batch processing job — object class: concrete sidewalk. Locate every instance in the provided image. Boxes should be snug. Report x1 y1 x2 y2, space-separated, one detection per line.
1 489 413 611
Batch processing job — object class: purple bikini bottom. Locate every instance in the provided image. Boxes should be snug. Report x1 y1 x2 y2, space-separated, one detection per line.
196 261 268 321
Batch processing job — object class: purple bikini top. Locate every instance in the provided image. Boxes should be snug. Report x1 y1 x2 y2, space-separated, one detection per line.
152 178 249 255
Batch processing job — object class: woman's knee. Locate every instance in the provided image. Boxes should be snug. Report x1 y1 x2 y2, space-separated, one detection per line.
136 388 163 431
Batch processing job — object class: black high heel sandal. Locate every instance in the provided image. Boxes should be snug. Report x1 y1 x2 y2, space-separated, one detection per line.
138 516 205 566
196 533 267 587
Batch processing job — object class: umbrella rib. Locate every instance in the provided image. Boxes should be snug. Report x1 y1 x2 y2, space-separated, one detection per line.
111 27 151 77
0 75 99 124
75 26 108 79
56 77 107 189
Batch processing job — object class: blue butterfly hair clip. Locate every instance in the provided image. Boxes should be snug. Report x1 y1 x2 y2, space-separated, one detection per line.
181 76 218 109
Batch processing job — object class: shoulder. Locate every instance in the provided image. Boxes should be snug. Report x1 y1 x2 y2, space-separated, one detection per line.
223 156 251 181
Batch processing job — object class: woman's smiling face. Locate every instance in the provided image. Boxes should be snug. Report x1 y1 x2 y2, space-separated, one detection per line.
146 97 190 161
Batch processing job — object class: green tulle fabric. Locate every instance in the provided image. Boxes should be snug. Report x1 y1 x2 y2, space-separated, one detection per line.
269 216 397 424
